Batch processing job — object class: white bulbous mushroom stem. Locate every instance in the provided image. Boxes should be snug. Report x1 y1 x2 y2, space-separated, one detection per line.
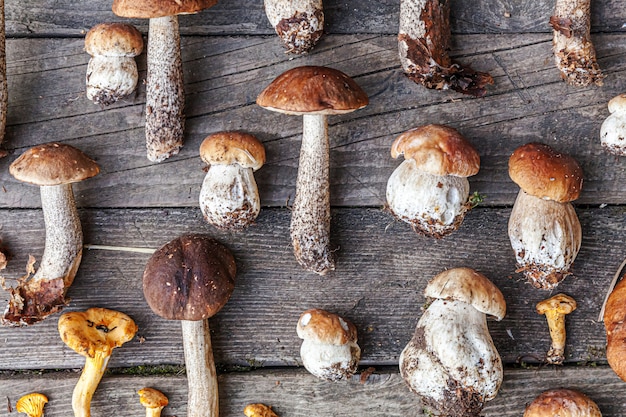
86 55 139 105
291 113 334 275
0 0 6 153
181 319 218 417
146 15 185 162
72 351 110 417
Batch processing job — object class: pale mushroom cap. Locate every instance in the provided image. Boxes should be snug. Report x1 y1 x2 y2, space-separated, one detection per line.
536 293 577 315
509 142 583 203
390 124 480 177
112 0 218 18
524 389 602 417
138 387 169 408
296 308 357 345
16 393 48 417
424 267 506 320
200 132 266 171
85 23 144 57
257 66 369 116
608 93 626 114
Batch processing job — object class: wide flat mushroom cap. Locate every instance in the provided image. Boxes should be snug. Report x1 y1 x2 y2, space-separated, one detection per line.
58 307 138 358
523 389 602 417
112 0 218 18
138 387 169 409
257 66 369 116
296 308 357 345
10 142 100 186
509 142 583 203
536 293 577 315
424 267 506 320
143 234 236 321
390 124 480 177
200 132 266 171
85 23 144 57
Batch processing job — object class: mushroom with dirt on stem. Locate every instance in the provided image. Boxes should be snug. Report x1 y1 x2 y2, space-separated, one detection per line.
143 234 236 417
2 143 100 326
138 387 168 417
58 307 138 417
257 65 368 275
244 403 280 417
524 388 602 417
536 293 577 365
264 0 324 54
600 93 626 155
16 393 48 417
112 0 218 162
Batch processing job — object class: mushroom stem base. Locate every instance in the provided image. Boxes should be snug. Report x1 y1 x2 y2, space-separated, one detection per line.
72 351 110 417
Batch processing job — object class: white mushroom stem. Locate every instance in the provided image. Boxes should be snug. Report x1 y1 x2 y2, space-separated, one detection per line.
72 351 110 417
0 0 6 153
264 0 324 54
145 15 185 162
291 114 333 275
86 55 139 105
181 319 218 417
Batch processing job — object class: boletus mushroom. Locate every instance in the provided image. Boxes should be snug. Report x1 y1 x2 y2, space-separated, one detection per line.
603 275 626 381
508 142 583 290
524 388 602 417
143 234 236 417
16 393 48 417
600 93 626 155
386 124 480 238
399 267 506 417
264 0 324 54
257 66 368 275
3 143 100 326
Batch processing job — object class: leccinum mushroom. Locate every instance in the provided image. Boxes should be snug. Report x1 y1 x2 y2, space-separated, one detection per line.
398 0 493 96
536 293 577 365
264 0 324 54
400 267 506 417
296 308 361 381
3 143 100 326
257 66 368 274
85 22 143 105
524 388 602 417
16 393 48 417
143 234 236 417
199 132 266 230
138 387 169 417
112 0 218 162
600 93 626 155
244 403 280 417
58 307 138 417
604 276 626 381
386 124 480 238
508 142 583 290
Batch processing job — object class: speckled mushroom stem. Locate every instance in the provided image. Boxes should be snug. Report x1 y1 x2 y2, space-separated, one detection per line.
72 351 110 417
181 319 218 417
291 114 334 275
550 0 603 86
264 0 324 54
0 0 7 154
146 15 185 162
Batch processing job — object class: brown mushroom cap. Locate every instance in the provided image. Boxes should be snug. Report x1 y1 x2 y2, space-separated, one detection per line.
523 389 602 417
390 124 480 177
536 293 577 315
112 0 218 18
296 308 357 346
604 277 626 381
424 267 506 320
85 23 143 57
200 132 266 171
256 66 369 116
508 142 583 203
142 234 236 321
10 142 100 186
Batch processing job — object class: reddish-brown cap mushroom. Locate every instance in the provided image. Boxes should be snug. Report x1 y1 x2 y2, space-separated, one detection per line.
524 388 602 416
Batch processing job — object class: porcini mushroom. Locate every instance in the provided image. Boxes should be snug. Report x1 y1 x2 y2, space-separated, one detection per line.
58 307 138 417
508 142 583 290
398 0 493 96
603 275 626 381
257 66 369 274
112 0 218 162
85 22 143 105
143 234 236 417
138 387 168 417
386 124 480 238
296 308 361 381
16 393 48 417
264 0 324 54
244 403 279 417
536 293 577 365
199 132 266 230
550 0 603 86
3 143 100 326
524 388 602 417
600 93 626 155
399 267 506 417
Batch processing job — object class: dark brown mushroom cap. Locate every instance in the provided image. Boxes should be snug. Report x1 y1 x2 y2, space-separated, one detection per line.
10 142 100 186
256 66 369 115
143 234 236 321
509 142 583 203
296 308 357 345
85 23 144 57
200 132 266 171
523 389 602 417
112 0 218 18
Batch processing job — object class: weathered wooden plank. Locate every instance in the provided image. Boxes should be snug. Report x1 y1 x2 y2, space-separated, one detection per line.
0 207 619 369
1 367 624 416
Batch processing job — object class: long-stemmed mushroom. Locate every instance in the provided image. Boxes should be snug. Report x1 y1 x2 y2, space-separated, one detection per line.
143 234 236 417
398 0 493 96
58 307 138 417
3 143 100 326
257 66 368 275
536 293 577 365
112 0 218 162
264 0 324 54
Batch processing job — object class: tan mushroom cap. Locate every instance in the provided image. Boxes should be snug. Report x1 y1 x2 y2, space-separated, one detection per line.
509 142 583 203
112 0 218 18
390 124 480 177
200 132 266 171
58 307 138 358
257 66 369 116
138 387 169 409
604 277 626 381
536 293 577 315
85 23 143 57
16 393 48 417
608 93 626 114
296 308 357 346
524 389 602 417
244 403 280 417
10 142 100 186
424 267 506 320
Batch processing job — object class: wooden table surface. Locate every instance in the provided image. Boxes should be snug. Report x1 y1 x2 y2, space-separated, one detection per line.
1 0 626 416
